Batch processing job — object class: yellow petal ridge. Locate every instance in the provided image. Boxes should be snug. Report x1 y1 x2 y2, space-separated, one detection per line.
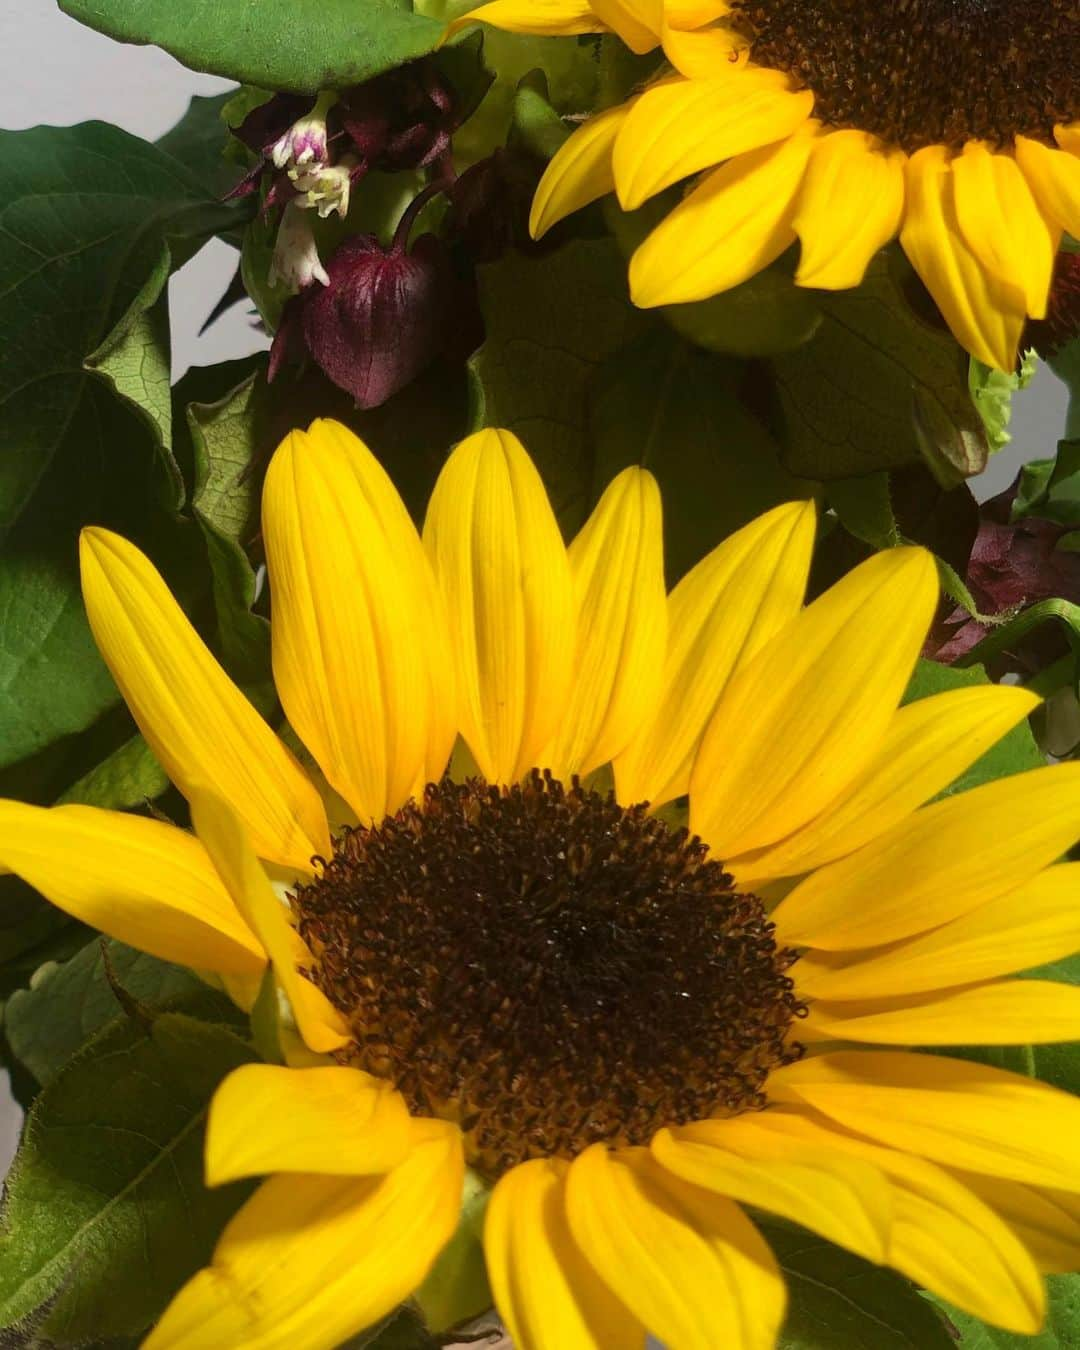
423 429 573 785
79 527 329 872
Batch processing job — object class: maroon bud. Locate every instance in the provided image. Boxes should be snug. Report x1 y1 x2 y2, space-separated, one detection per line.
1024 251 1080 361
444 149 545 263
290 233 453 408
233 94 317 156
339 60 460 175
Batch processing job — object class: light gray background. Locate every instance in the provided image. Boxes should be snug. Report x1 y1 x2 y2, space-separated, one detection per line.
0 0 1074 1167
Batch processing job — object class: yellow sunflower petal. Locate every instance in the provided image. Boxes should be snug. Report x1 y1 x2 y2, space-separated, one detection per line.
735 1106 1045 1334
899 144 1026 372
733 684 1040 884
630 125 818 307
793 129 906 290
613 71 813 212
0 801 262 975
79 528 329 872
949 1171 1080 1274
661 23 747 79
794 863 1080 1001
565 1146 785 1350
530 102 632 239
422 429 573 785
691 546 937 862
144 1120 463 1350
663 0 731 28
768 1050 1080 1193
952 141 1059 319
1057 123 1080 155
263 420 452 826
189 786 349 1054
772 763 1080 950
448 0 602 38
484 1158 644 1350
1015 135 1080 238
802 980 1080 1046
614 499 815 808
652 1118 892 1262
587 0 661 51
206 1064 410 1185
545 468 666 779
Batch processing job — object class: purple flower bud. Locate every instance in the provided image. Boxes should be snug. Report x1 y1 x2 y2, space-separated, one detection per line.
339 61 460 175
444 148 546 263
233 94 318 157
272 233 453 409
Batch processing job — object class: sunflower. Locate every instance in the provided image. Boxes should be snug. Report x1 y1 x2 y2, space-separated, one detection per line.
454 0 1080 372
6 418 1080 1349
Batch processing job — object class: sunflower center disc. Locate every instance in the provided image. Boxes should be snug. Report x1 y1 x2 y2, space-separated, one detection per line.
730 0 1078 150
293 771 804 1177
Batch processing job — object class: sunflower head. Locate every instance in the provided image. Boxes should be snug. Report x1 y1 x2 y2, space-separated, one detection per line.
10 417 1080 1350
294 769 804 1176
463 0 1080 372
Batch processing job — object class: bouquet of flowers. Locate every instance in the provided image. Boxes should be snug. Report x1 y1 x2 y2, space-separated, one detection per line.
0 1 1078 1346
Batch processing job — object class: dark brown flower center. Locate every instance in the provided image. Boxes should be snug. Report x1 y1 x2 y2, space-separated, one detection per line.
729 0 1078 151
293 771 804 1178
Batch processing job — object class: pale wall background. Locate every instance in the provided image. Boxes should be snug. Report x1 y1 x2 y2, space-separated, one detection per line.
0 0 1074 1168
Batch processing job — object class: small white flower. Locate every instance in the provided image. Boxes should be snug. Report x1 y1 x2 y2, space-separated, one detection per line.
267 201 330 293
269 90 337 171
290 157 357 219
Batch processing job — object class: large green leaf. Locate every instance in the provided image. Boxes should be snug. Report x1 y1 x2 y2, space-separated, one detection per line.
770 252 989 481
469 237 652 533
0 1013 253 1343
178 361 274 703
0 123 241 771
59 0 447 94
589 327 816 581
4 937 242 1088
762 1223 954 1349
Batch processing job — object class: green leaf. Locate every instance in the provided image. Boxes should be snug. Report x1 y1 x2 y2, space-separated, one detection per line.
414 1170 491 1332
4 937 242 1088
770 252 989 481
606 197 822 358
0 122 235 531
183 364 273 701
1012 440 1080 529
969 353 1037 457
58 0 447 94
932 1274 1080 1348
0 122 240 770
54 734 168 812
0 1013 254 1342
827 475 900 551
902 659 1044 795
468 237 652 533
761 1223 954 1350
156 92 245 198
588 327 816 580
